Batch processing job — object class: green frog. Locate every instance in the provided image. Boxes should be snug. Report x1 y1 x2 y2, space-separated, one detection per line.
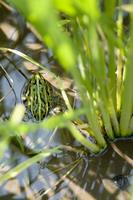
22 72 65 121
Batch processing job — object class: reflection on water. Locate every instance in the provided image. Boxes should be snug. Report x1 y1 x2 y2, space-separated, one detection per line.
0 2 133 200
0 138 132 200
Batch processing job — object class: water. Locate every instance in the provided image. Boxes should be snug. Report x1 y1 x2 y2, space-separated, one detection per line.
0 2 133 200
1 138 132 200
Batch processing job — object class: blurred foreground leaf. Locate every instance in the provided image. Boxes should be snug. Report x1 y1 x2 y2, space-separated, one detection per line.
0 147 60 185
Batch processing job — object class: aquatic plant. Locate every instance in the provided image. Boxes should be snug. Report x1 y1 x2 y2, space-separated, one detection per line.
0 0 133 186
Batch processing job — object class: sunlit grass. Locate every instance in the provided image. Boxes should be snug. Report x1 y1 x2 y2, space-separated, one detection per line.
0 147 60 185
0 0 133 190
5 0 133 146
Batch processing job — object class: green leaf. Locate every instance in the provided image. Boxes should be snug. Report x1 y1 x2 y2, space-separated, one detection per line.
0 147 60 185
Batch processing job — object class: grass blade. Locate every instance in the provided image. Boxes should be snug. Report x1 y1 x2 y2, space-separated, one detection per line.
0 147 60 185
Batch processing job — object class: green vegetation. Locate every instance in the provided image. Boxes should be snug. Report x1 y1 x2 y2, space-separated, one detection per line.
0 0 133 186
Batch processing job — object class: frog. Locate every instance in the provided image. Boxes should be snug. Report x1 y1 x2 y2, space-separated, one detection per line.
22 72 65 122
112 174 131 190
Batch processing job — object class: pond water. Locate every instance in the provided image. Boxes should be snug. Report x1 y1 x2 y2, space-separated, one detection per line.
0 2 133 200
0 134 132 200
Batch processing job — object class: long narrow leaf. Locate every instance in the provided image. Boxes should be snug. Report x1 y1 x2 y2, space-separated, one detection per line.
0 147 60 185
120 15 133 136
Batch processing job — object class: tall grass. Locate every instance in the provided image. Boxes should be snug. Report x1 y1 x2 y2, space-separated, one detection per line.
0 0 133 184
6 0 133 138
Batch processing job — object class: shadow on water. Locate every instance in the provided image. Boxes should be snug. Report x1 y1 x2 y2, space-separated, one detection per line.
0 2 133 200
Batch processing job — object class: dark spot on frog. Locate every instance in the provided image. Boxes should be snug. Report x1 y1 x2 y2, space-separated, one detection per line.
112 174 130 190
